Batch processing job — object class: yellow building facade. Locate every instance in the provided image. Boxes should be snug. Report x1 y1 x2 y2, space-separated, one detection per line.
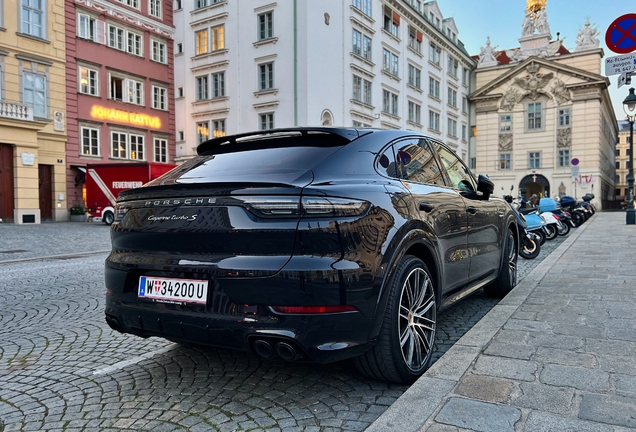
0 0 68 223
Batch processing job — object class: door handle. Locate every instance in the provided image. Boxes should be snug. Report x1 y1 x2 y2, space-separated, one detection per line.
419 202 435 213
467 206 478 214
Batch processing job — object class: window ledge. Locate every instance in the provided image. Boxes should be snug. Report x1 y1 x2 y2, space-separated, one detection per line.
447 104 458 111
0 27 6 32
16 32 50 44
191 0 227 14
428 128 441 135
192 49 229 60
381 111 400 121
33 116 51 122
381 28 401 43
407 84 423 93
428 60 442 71
79 154 103 159
381 69 400 82
253 37 279 48
78 92 101 98
407 120 423 128
351 52 374 67
351 99 374 110
350 5 375 24
175 52 184 57
429 95 442 103
407 46 423 58
254 89 279 97
151 59 168 65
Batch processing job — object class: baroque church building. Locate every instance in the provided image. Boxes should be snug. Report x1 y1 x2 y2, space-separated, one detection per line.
470 0 618 209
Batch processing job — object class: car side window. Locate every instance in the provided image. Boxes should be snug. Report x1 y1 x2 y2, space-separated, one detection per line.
394 138 444 185
376 145 399 178
432 142 477 192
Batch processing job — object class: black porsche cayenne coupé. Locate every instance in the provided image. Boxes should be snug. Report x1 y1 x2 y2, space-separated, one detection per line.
104 127 518 384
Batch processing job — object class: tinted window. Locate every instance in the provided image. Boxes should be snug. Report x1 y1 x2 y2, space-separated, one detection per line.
395 138 444 185
432 142 476 191
376 146 399 178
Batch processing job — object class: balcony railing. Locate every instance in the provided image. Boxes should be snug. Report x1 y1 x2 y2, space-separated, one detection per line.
0 101 34 121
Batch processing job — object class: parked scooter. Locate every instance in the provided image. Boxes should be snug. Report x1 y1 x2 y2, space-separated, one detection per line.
503 193 541 259
538 198 569 238
518 207 548 245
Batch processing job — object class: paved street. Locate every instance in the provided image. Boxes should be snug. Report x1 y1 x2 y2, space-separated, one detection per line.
0 221 568 431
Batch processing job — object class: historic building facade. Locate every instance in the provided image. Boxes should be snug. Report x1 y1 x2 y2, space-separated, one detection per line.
615 120 632 207
64 0 176 210
173 0 475 162
0 0 68 223
470 1 618 209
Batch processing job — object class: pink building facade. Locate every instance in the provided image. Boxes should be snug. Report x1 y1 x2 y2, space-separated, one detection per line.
65 0 175 208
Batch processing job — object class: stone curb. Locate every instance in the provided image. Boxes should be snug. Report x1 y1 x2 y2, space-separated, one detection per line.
366 217 593 432
0 249 111 265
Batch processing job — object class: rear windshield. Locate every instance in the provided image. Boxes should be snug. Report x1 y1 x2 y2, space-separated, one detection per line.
150 140 344 185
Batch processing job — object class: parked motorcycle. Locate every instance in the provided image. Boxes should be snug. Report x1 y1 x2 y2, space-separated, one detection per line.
503 194 541 259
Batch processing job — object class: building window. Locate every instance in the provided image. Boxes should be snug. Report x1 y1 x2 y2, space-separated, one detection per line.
527 102 542 130
154 138 168 163
408 64 421 89
558 149 570 167
383 7 399 38
109 74 143 105
78 13 96 41
81 126 100 156
211 25 225 51
212 72 225 98
352 0 371 16
528 152 541 169
448 117 457 137
558 108 570 127
258 11 273 40
499 114 512 132
196 75 208 100
23 72 47 118
195 29 208 55
116 134 140 161
382 49 399 77
408 101 421 124
428 110 440 132
462 124 467 141
429 43 441 66
176 42 183 53
151 40 167 63
616 148 621 156
21 0 45 38
78 66 98 96
197 121 209 144
462 96 467 113
448 87 457 107
116 0 139 8
352 75 372 105
152 85 167 110
447 56 458 77
178 131 184 141
212 119 226 137
499 153 511 170
149 0 161 18
408 26 422 53
259 63 274 91
429 77 440 99
108 25 143 56
352 29 362 56
382 90 398 116
177 87 183 98
260 113 274 130
462 67 469 85
616 161 621 169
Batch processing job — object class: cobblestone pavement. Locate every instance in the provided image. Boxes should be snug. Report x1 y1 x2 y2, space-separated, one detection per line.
0 223 569 431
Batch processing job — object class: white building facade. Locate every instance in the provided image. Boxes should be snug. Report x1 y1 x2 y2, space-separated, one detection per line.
173 0 475 162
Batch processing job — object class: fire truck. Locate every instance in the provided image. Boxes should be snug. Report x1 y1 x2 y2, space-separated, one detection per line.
85 162 176 225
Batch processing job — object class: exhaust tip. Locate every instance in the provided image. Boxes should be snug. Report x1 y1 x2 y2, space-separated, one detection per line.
253 340 274 359
275 342 299 361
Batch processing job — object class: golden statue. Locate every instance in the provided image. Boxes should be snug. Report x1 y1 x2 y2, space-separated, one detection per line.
527 0 547 14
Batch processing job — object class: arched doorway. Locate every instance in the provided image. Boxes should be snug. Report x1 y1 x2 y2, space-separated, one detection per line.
519 174 550 200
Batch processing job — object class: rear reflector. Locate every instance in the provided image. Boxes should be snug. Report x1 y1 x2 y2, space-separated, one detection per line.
271 305 357 314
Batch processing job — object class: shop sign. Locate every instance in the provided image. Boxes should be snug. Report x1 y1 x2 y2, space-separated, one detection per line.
90 105 162 129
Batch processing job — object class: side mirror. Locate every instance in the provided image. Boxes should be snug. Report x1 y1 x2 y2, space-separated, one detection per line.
477 174 494 199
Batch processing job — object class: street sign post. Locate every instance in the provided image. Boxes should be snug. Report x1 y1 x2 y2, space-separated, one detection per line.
618 71 634 88
605 53 636 76
571 166 580 179
605 14 636 54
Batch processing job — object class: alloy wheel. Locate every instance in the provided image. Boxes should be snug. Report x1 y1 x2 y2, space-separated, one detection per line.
398 267 436 373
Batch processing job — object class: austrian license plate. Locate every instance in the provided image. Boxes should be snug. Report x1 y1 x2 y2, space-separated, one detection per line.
138 276 208 305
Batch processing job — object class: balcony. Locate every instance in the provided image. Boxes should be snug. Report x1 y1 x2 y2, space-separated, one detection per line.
0 101 34 122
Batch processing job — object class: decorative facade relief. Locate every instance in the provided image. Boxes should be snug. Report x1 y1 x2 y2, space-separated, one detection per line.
500 87 522 111
550 79 570 105
513 63 553 100
499 134 513 152
477 37 498 69
556 128 571 148
575 19 600 52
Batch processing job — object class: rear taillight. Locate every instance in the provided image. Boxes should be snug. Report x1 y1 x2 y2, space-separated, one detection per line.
552 214 560 220
270 305 358 314
114 203 130 222
301 197 369 217
238 196 369 218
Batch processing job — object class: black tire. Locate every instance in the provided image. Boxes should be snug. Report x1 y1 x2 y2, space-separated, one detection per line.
544 224 558 240
103 211 114 225
520 236 540 259
354 255 436 384
571 212 583 227
531 229 546 245
484 229 518 297
557 221 570 236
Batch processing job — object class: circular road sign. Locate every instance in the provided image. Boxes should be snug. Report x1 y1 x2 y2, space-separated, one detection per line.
606 14 636 54
571 158 580 166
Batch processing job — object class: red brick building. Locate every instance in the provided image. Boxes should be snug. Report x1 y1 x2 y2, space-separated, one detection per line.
65 0 175 208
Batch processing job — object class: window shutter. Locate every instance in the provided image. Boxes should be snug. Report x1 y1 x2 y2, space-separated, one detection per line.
96 20 106 44
392 11 400 25
416 30 423 42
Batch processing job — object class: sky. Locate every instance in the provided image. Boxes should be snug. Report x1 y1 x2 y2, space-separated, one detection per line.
438 0 635 123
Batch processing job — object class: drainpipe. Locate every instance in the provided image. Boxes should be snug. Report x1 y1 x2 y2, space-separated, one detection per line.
293 0 298 126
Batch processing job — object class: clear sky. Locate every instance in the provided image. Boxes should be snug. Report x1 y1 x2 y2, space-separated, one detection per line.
438 0 635 123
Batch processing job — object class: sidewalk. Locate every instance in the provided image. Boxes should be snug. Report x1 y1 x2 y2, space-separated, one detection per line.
368 211 636 432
